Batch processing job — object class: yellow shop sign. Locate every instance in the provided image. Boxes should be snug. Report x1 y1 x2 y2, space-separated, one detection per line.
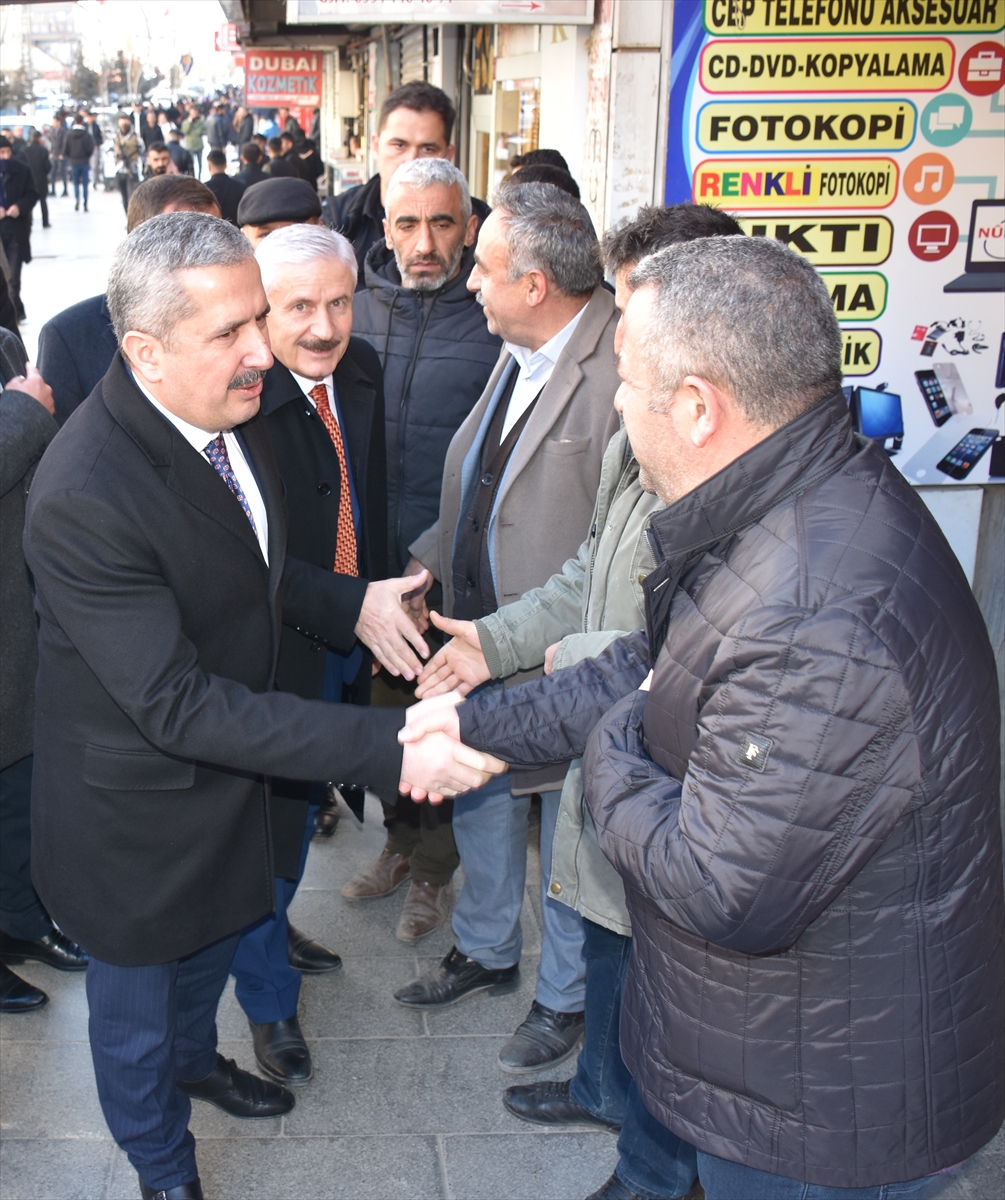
694 158 898 208
698 99 916 152
738 215 894 264
841 328 883 374
703 0 1004 36
700 38 954 91
821 271 889 319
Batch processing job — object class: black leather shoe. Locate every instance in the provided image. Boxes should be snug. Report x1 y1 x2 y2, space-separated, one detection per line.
503 1079 620 1131
0 962 48 1012
249 1014 313 1086
178 1053 294 1117
0 927 89 971
338 783 366 824
393 945 519 1009
288 925 342 973
313 786 340 837
498 999 585 1073
138 1177 204 1200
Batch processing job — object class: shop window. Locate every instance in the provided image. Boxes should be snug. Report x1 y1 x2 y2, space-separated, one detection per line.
493 77 540 193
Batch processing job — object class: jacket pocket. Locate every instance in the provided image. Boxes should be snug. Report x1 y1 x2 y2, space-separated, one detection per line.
83 744 196 792
543 437 592 456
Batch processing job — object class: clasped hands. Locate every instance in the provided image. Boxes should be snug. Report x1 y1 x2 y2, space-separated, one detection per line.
397 691 507 804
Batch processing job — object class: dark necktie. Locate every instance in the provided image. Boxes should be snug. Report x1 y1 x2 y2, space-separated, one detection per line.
203 434 259 536
309 383 358 577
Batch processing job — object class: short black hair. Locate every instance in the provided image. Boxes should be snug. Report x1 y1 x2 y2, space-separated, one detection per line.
147 140 168 154
512 148 569 172
379 80 455 146
206 149 227 167
602 203 745 273
267 137 283 153
280 131 295 144
241 141 262 165
513 164 580 201
252 133 267 145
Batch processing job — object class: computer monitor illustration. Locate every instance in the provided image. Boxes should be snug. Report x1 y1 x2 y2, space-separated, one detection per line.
851 387 903 452
917 223 953 254
944 200 1005 292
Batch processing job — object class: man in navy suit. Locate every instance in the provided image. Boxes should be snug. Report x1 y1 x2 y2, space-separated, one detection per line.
23 212 503 1200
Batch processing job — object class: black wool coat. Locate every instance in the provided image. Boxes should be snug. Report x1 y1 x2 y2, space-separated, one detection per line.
23 354 405 966
262 341 388 703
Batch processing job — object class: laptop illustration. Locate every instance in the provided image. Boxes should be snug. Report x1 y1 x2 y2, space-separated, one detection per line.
944 199 1005 293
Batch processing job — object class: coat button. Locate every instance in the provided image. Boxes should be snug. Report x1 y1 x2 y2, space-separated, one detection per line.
637 573 646 585
481 472 493 486
471 518 480 532
318 482 331 496
549 882 562 895
467 576 476 588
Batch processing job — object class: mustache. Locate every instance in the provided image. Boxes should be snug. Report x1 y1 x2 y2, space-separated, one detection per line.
228 369 266 390
297 336 342 353
405 253 448 270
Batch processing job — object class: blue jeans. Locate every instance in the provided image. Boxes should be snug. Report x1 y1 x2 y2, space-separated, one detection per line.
452 781 586 1010
617 1082 943 1199
71 163 89 206
569 919 633 1125
86 932 240 1191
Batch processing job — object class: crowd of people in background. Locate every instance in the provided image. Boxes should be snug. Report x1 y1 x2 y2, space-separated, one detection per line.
0 95 324 324
1 77 1001 1200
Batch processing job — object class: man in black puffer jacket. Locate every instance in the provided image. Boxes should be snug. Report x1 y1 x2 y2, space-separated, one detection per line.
351 157 502 575
347 157 500 943
402 235 1003 1198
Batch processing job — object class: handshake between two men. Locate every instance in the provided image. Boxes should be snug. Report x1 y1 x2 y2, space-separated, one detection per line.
363 569 507 804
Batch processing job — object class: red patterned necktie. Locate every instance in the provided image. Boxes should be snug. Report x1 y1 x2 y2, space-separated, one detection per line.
309 383 358 577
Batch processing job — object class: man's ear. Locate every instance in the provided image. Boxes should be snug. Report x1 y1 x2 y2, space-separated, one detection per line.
463 212 479 247
446 144 456 163
121 331 166 386
680 375 724 449
383 215 393 248
523 268 549 309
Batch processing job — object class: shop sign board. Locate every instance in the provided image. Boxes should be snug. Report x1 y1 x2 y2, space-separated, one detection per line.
246 52 322 107
284 0 595 24
668 2 1005 486
703 0 1004 37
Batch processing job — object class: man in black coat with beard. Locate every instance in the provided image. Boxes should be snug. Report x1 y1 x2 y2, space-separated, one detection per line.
346 157 501 944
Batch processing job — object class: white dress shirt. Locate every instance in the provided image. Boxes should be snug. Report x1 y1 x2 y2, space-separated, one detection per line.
133 376 270 564
501 305 586 441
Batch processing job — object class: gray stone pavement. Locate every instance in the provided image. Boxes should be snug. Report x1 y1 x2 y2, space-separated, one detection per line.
3 175 1002 1200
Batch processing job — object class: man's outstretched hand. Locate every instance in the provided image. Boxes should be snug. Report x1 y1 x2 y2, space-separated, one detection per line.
415 611 492 699
355 570 431 680
397 691 507 803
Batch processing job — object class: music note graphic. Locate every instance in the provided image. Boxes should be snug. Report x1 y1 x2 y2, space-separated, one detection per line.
913 164 943 194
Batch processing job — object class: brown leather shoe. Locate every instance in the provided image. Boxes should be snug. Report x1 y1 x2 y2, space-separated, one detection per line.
396 880 454 942
341 847 411 899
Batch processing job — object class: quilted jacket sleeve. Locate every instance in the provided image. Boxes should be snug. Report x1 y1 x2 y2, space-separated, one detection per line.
584 604 922 955
458 628 650 766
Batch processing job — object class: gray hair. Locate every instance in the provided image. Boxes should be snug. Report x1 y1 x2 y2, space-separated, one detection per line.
254 223 358 293
386 158 472 225
628 236 842 428
107 212 254 347
493 181 602 298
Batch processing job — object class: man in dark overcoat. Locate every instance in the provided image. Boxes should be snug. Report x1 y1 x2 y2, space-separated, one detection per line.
22 211 501 1200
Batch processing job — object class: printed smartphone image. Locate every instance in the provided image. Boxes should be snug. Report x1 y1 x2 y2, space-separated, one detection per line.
915 370 952 426
936 428 999 479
